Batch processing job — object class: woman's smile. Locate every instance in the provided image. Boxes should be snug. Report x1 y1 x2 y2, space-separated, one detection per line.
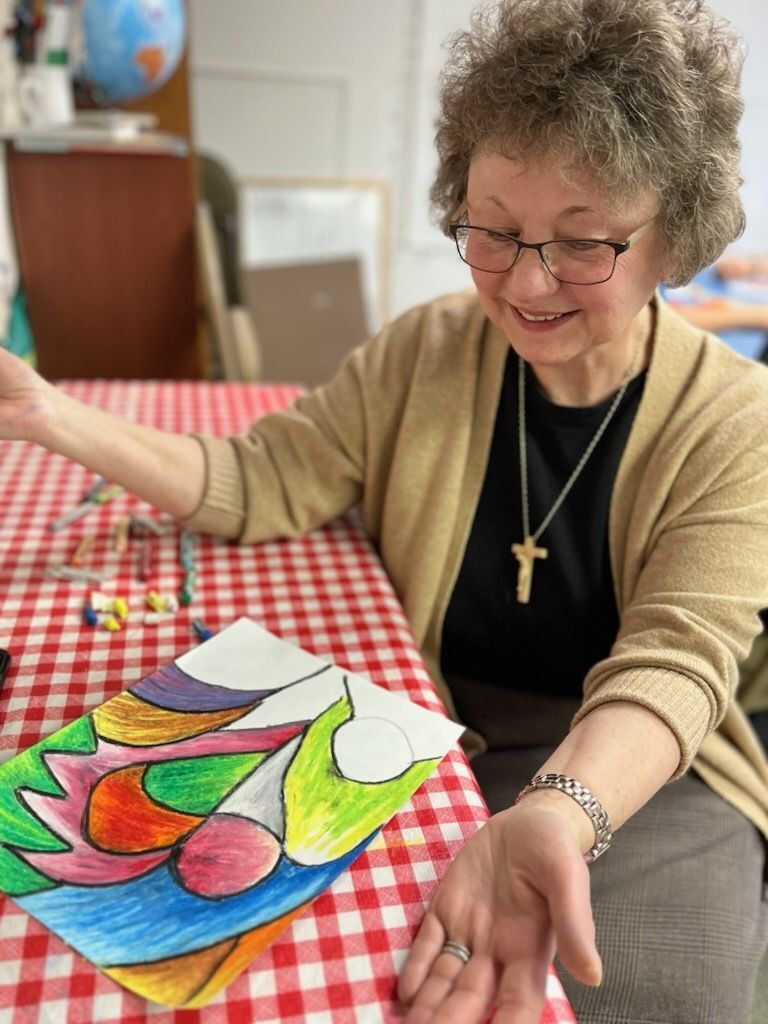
467 152 664 402
512 305 580 330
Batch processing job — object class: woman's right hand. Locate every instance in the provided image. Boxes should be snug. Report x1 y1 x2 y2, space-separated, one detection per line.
399 799 600 1023
0 347 57 443
0 346 206 518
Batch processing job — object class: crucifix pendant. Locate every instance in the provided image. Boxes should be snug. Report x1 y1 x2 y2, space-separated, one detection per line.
511 535 548 604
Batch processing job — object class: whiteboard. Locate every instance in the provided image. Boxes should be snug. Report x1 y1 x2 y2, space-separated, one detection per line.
238 178 389 333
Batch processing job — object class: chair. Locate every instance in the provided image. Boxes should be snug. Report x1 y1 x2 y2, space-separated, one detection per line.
196 152 261 380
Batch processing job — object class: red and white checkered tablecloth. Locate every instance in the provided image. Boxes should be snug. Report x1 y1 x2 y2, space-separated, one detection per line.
0 381 577 1024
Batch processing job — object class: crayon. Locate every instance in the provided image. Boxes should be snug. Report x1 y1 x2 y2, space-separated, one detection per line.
48 478 111 532
192 618 213 642
138 538 153 582
47 565 114 585
114 515 131 554
69 533 95 567
179 568 197 606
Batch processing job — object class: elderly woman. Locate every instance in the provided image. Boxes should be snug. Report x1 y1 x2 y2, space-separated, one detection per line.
0 0 766 1021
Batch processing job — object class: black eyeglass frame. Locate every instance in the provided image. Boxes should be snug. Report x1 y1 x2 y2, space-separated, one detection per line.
448 217 656 285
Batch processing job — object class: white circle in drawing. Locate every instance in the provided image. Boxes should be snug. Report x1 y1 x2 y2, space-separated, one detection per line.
332 717 413 783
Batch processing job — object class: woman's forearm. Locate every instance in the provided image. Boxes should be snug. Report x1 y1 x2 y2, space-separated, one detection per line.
673 301 768 333
37 386 207 519
517 700 682 855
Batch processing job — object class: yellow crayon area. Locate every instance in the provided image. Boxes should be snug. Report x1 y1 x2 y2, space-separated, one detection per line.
93 691 249 745
284 695 438 865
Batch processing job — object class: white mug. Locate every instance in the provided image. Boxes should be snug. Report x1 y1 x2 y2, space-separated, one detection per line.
17 65 74 128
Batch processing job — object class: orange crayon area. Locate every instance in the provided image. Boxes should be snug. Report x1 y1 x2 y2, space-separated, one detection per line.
93 691 251 745
87 764 203 854
103 904 309 1007
184 907 308 1008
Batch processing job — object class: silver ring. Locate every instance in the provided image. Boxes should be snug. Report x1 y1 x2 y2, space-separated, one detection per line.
441 940 472 965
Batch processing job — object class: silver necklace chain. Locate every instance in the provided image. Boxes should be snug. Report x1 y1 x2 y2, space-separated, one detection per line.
518 353 636 543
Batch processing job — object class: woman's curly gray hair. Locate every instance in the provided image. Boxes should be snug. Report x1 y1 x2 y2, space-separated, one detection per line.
431 0 746 285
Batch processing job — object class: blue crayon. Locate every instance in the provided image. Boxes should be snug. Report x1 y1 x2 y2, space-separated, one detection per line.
192 618 213 642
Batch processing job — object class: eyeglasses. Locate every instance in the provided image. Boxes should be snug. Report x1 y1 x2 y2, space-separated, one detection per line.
449 217 656 285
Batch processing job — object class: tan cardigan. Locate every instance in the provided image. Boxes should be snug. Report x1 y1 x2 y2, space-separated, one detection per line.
186 291 768 836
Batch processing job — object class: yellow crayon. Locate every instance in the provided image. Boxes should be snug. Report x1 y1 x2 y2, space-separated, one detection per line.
145 590 165 612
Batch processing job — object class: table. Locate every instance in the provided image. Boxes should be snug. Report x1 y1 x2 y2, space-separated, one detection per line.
0 381 576 1024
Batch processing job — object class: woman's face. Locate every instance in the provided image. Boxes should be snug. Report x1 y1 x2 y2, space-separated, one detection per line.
465 152 667 370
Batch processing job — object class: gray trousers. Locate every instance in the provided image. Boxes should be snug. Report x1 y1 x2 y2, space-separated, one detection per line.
451 679 768 1024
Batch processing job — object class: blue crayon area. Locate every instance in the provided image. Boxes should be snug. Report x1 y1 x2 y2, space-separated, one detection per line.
17 836 373 965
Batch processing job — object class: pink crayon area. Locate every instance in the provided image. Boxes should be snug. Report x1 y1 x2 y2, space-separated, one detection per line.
174 815 282 898
17 723 304 886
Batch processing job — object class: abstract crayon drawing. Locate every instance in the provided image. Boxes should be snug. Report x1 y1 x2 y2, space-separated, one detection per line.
0 617 462 1007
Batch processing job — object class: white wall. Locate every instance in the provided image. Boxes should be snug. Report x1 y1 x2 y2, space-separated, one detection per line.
189 0 473 323
711 0 768 250
189 0 768 323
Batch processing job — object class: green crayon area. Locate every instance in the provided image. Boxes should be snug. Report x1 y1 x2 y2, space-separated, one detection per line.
284 695 438 864
143 752 267 815
0 716 97 896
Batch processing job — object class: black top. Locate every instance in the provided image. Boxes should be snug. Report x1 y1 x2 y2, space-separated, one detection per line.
441 351 646 700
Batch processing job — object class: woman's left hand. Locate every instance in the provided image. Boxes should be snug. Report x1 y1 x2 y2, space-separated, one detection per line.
397 801 602 1023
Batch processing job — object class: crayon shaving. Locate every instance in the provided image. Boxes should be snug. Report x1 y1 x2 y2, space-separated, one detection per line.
145 591 179 614
143 611 175 625
86 593 129 631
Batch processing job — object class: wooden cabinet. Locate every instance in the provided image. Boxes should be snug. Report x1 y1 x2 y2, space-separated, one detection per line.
6 141 203 379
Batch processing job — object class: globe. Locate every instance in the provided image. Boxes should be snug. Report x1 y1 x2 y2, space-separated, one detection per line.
80 0 187 103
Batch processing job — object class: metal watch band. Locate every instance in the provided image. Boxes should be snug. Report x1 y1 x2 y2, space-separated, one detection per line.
514 772 613 864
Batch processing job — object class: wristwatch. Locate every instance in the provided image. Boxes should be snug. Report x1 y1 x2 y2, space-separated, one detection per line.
515 772 613 863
